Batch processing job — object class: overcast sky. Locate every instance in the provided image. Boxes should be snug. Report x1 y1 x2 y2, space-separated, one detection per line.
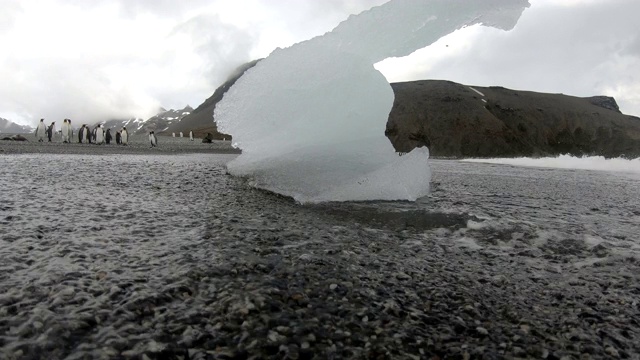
1 0 638 126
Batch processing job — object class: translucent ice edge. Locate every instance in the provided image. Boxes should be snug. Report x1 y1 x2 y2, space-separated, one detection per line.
215 0 530 203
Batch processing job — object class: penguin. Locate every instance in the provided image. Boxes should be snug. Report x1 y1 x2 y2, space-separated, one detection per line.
47 122 55 142
35 119 47 142
121 127 129 145
149 131 157 147
78 125 84 143
172 132 175 137
179 131 183 138
61 119 69 143
95 124 104 144
189 130 194 141
85 124 92 144
116 131 121 145
105 129 112 144
67 119 73 142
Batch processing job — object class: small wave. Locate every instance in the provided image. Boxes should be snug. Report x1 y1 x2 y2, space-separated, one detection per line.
462 155 640 174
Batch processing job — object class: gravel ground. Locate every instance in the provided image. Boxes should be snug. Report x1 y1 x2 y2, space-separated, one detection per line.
0 141 639 360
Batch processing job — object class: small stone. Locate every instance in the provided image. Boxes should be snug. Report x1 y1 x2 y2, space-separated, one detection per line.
395 272 411 280
512 347 525 356
605 347 619 357
301 342 310 349
268 330 283 343
541 349 549 358
476 327 489 336
491 275 508 286
520 324 530 334
287 344 300 360
329 284 338 290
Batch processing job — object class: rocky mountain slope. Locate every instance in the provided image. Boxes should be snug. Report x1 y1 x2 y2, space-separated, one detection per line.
0 117 34 134
101 106 194 135
386 80 640 158
166 60 260 140
170 64 640 158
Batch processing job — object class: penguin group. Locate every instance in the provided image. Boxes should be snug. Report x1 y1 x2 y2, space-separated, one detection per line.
34 119 132 146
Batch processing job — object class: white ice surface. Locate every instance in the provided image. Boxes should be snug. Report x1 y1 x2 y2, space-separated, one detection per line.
215 0 530 203
463 155 640 174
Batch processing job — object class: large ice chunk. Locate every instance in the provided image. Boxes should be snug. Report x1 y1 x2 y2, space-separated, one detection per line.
215 0 530 204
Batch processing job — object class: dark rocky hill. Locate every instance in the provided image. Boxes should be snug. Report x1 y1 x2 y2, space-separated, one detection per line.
386 80 640 158
171 69 640 158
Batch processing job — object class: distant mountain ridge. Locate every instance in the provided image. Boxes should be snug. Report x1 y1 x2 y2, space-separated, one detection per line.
5 66 639 158
168 70 640 158
0 117 34 134
0 106 194 136
101 106 194 135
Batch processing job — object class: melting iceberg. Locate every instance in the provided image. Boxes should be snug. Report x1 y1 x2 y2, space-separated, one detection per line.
215 0 530 204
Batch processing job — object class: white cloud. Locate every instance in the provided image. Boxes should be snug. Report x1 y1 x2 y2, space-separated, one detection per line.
0 0 390 126
375 0 640 117
1 0 639 126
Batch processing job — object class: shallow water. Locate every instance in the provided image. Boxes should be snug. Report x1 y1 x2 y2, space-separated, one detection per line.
1 154 639 358
316 159 640 260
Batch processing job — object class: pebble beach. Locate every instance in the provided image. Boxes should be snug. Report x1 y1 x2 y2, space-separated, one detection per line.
1 135 639 359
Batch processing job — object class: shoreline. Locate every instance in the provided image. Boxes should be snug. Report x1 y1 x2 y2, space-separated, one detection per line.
0 134 241 155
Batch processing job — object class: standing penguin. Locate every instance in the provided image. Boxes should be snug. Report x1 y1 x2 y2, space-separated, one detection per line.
78 125 84 143
149 131 157 147
61 119 69 143
105 129 112 144
116 131 121 145
121 127 129 145
95 124 104 144
47 122 55 142
67 119 73 142
35 119 47 142
179 131 183 138
189 130 194 141
85 124 92 143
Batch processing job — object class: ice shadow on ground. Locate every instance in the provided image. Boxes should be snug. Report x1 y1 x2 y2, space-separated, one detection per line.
308 202 477 232
246 186 476 232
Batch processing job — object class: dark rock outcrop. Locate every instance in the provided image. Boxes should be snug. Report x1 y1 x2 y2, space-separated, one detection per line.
586 96 620 113
1 134 28 141
202 133 214 143
386 80 640 158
